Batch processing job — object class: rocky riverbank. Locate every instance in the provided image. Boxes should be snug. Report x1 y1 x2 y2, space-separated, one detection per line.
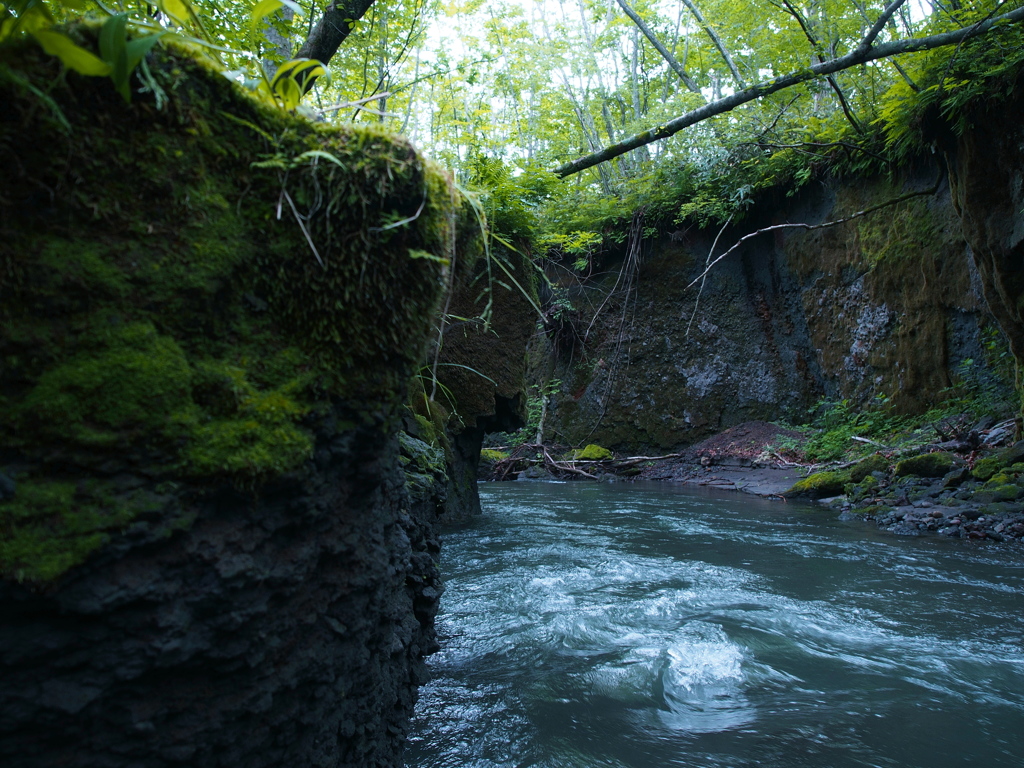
487 420 1024 545
828 442 1024 542
648 421 1024 544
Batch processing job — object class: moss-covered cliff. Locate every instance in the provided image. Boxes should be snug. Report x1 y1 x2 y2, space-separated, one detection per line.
0 33 478 767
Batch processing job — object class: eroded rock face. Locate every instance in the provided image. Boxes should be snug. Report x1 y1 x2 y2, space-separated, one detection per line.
543 170 995 451
0 411 443 768
434 247 536 521
944 91 1024 360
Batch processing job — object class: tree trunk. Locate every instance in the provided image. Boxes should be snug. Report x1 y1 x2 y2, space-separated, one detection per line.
297 0 378 65
262 7 294 80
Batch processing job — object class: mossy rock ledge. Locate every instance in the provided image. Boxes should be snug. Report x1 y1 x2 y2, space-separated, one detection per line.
784 469 852 499
0 37 478 767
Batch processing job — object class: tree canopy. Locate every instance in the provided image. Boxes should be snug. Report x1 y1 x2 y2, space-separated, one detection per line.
4 0 1024 236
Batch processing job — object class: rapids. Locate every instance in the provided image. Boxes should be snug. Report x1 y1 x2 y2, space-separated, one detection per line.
408 482 1024 768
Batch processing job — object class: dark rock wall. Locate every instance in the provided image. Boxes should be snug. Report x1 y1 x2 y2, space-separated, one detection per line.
543 167 996 451
433 246 536 521
0 410 443 768
0 39 462 768
943 89 1024 360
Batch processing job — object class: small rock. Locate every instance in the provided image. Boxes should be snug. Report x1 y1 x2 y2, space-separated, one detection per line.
889 522 921 536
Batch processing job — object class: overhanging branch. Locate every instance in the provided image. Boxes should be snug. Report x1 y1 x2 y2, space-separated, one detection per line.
552 6 1024 178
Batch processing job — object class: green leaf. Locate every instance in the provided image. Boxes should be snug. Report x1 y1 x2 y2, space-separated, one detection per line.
272 76 302 110
99 13 129 101
31 29 112 76
98 12 126 65
124 32 164 74
294 149 345 167
250 0 301 33
408 248 450 265
250 0 283 33
269 57 328 109
157 0 193 26
1 2 50 41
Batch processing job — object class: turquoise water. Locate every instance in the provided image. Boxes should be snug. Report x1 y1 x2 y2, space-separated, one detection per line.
407 482 1024 768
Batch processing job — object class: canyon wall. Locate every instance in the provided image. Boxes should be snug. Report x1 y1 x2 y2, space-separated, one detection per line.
540 162 1004 452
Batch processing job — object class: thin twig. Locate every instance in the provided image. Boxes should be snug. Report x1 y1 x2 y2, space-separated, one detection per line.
544 447 599 479
283 188 325 268
852 435 888 448
686 214 732 337
686 172 942 290
368 194 427 233
318 92 393 113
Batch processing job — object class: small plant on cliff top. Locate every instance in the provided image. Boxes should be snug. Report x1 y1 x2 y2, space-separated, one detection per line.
2 0 328 114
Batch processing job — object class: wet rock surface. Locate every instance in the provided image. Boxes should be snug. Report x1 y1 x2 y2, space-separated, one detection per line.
0 411 445 768
832 446 1024 543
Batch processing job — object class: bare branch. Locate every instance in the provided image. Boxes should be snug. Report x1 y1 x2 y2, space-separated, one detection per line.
615 0 701 93
552 6 1024 178
858 0 912 52
679 0 746 87
684 172 943 290
779 0 863 133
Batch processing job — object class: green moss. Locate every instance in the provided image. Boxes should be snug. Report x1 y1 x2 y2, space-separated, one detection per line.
480 448 509 462
184 418 311 481
972 456 1002 481
845 474 879 502
0 479 137 584
971 443 1024 480
180 360 314 482
0 36 482 584
989 484 1021 502
407 393 453 449
984 470 1020 488
398 431 447 502
574 444 613 461
849 453 889 483
15 322 192 447
894 451 955 479
785 469 852 499
859 504 895 517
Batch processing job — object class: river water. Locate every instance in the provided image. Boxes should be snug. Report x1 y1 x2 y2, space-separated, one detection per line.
406 481 1024 768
